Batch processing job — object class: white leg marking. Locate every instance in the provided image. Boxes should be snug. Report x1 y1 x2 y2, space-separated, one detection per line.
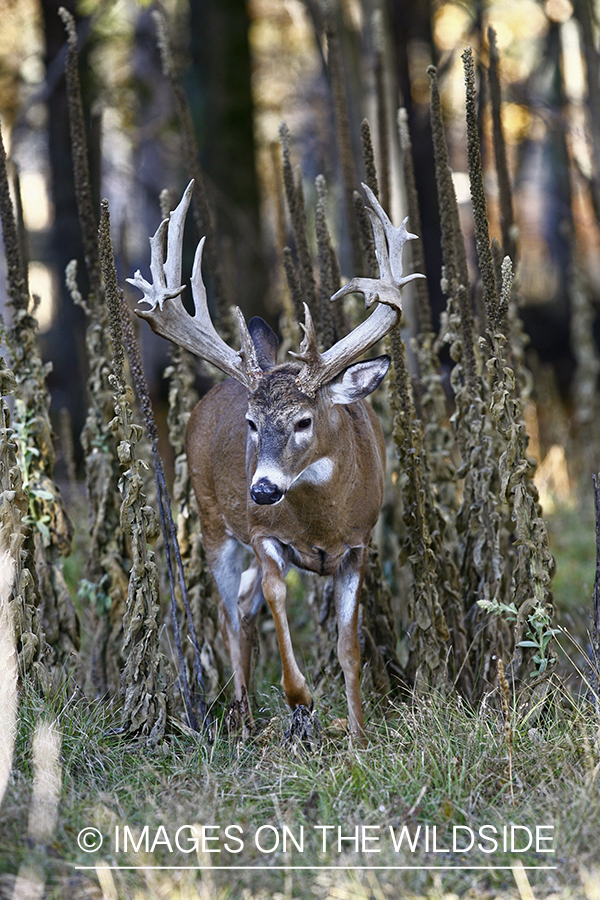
336 568 360 625
213 538 244 632
261 538 287 573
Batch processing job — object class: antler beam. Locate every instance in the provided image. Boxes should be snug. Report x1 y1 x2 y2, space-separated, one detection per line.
293 183 425 396
128 181 262 391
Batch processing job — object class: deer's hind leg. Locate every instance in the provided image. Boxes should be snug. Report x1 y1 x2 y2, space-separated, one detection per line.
334 547 367 744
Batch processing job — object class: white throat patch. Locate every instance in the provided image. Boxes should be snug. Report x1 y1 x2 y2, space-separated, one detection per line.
292 456 335 487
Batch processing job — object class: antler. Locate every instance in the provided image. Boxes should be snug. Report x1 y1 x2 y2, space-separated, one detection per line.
292 183 425 396
128 181 262 391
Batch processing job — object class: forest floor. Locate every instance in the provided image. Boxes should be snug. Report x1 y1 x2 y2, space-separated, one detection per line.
0 498 599 900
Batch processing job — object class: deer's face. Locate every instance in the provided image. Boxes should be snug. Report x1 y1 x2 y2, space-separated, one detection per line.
245 367 330 506
244 353 390 505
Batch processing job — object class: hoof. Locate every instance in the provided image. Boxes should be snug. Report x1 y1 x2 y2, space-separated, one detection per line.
225 689 253 739
283 705 322 755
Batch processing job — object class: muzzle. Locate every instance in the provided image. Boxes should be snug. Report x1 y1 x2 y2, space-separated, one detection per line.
250 477 284 505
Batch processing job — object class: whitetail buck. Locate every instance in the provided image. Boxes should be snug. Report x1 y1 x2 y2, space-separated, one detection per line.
128 180 423 742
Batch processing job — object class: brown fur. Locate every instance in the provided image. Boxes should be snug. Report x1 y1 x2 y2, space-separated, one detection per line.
185 367 386 742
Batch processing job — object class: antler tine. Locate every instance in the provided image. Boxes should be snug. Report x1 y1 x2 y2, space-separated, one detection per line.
127 217 185 311
293 184 425 396
131 183 261 391
289 303 321 366
163 179 194 291
362 183 420 287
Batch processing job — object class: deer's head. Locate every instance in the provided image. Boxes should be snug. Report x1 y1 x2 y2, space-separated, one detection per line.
128 181 424 507
242 318 390 505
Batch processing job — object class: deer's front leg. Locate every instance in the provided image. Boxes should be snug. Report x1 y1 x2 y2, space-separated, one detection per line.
209 537 254 732
334 547 368 744
253 538 313 710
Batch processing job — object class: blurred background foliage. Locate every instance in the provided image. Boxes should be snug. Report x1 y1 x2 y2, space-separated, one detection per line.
3 0 600 440
2 0 600 690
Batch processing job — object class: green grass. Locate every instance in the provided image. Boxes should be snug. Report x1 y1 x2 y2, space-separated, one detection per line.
1 500 599 899
1 670 599 899
546 498 597 681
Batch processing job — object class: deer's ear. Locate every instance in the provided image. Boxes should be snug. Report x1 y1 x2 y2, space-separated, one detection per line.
328 355 391 405
248 317 279 371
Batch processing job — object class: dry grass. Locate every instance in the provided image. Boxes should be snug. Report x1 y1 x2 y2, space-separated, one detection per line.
1 647 599 899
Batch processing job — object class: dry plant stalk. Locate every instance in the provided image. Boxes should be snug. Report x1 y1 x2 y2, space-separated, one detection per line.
488 27 516 264
279 122 320 338
484 258 556 690
157 181 219 704
120 298 207 731
60 8 128 697
59 7 101 297
0 120 79 679
461 48 556 693
497 658 515 805
99 200 169 745
358 121 380 278
428 65 510 695
0 355 47 687
315 175 343 346
388 327 450 691
397 106 458 520
164 345 221 706
360 119 379 200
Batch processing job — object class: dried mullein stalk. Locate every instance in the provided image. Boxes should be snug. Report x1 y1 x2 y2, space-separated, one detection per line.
60 10 128 696
68 256 128 698
428 61 512 696
315 175 346 345
0 120 79 679
315 176 336 349
398 106 458 520
99 200 169 745
462 49 498 328
120 298 207 732
360 119 379 200
397 109 433 337
353 188 379 279
497 657 515 804
164 347 221 707
488 27 516 264
459 50 555 694
279 123 319 334
359 540 404 695
0 354 48 689
388 328 450 691
59 7 101 302
482 258 556 693
357 121 381 278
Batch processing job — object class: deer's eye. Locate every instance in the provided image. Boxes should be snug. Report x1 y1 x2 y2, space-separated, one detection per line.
246 417 258 432
295 417 312 432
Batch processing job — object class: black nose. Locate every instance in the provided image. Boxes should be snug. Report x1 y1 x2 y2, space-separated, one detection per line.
251 478 284 505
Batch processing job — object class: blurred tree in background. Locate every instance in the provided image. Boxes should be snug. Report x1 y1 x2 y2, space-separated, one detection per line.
2 0 600 481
